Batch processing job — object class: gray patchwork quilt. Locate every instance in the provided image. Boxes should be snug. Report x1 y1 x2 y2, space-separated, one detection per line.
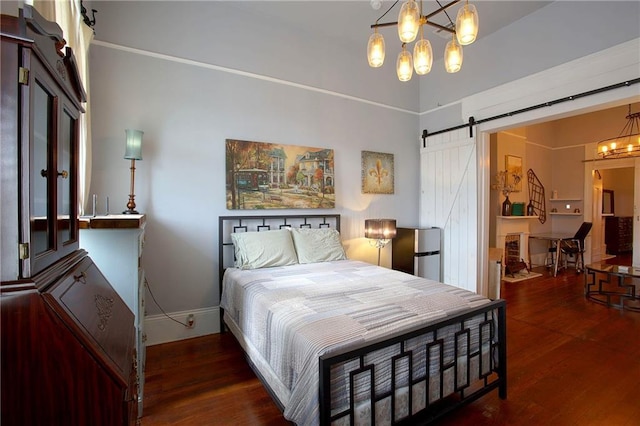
220 260 490 425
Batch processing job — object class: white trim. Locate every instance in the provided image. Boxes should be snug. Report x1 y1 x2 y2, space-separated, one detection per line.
419 100 462 116
144 307 220 346
477 131 491 298
92 40 418 116
499 131 527 140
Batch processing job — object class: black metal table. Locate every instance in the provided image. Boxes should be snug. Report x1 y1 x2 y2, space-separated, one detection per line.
584 263 640 312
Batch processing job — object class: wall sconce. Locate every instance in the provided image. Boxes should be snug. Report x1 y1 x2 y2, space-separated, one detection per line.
123 129 143 214
365 218 397 266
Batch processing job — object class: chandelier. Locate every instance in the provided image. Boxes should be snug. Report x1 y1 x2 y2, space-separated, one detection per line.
597 105 640 159
367 0 479 82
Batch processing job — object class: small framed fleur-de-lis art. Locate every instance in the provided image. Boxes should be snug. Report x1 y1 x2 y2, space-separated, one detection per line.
361 151 394 194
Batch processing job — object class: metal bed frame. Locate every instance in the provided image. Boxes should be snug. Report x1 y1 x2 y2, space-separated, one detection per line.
218 214 507 425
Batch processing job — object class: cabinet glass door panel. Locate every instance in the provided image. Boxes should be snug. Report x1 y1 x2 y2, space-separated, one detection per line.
32 80 53 256
59 109 76 244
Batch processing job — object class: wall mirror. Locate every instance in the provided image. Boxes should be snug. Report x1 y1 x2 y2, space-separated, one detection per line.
602 189 614 216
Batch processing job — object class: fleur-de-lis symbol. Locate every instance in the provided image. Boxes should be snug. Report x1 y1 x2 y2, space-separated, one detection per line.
369 159 389 186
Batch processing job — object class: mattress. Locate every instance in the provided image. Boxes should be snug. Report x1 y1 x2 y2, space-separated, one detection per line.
220 260 492 425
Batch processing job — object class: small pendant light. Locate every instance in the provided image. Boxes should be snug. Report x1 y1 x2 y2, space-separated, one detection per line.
455 2 479 45
444 35 463 73
413 27 432 75
396 44 413 81
398 0 420 43
367 29 385 67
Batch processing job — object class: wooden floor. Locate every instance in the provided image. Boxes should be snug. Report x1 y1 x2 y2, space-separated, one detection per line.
141 257 640 425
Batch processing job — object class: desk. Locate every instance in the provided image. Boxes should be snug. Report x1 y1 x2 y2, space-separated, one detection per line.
528 233 574 277
584 263 640 312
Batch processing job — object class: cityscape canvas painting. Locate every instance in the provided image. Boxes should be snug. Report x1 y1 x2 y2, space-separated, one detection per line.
225 139 335 209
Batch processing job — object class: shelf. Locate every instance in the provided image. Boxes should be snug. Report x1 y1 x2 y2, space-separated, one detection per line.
497 216 539 219
79 214 146 229
549 198 582 202
549 212 582 216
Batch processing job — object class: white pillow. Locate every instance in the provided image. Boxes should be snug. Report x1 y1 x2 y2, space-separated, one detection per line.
290 227 347 264
231 229 298 270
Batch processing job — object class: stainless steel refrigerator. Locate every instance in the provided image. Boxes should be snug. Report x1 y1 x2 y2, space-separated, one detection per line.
392 227 441 282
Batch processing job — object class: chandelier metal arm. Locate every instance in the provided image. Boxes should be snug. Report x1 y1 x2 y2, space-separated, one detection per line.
617 111 640 139
424 20 456 34
426 0 459 22
370 0 461 34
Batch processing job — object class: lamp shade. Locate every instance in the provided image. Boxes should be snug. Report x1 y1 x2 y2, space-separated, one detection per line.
365 219 397 240
367 31 385 67
396 47 413 82
455 3 479 45
124 129 144 160
444 36 463 73
398 0 420 43
413 38 433 75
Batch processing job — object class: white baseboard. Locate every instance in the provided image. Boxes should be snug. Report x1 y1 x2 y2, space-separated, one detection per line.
144 306 220 346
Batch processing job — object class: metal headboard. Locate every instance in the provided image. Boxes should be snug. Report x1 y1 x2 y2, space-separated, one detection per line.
218 214 341 329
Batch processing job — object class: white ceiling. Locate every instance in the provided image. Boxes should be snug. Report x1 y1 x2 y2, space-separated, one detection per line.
228 1 553 54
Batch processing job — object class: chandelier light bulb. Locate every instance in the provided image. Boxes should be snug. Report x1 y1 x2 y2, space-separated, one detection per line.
367 31 385 67
413 38 433 75
398 0 420 43
456 3 479 45
444 36 463 73
396 47 413 82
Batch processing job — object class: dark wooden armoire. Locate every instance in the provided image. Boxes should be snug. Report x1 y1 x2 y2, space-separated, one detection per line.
1 6 138 425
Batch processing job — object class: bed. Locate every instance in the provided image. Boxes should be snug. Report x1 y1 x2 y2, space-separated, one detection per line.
218 214 506 425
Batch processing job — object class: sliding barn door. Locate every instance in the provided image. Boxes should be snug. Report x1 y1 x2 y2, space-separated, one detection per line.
420 128 478 292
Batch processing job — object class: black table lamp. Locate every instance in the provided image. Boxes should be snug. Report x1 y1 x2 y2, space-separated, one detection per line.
365 218 397 266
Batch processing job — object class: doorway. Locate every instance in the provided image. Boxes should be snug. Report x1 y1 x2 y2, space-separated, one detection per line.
481 104 640 298
592 166 636 264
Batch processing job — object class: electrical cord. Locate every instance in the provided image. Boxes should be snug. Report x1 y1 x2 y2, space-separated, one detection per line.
144 277 190 327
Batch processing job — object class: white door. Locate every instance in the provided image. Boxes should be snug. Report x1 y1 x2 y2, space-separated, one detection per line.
420 128 478 293
634 158 640 268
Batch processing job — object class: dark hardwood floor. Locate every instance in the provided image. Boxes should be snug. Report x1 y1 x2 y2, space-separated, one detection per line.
141 255 640 425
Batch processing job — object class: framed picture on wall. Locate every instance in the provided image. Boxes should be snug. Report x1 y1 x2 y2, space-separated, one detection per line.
602 189 614 216
225 139 335 209
361 151 394 194
505 155 523 192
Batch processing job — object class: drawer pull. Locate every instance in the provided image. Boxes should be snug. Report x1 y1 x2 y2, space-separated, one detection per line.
73 271 87 283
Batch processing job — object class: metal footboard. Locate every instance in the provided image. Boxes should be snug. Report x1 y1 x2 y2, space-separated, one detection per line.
319 299 507 425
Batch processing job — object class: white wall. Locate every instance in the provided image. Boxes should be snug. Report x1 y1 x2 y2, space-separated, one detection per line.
88 1 420 337
85 1 640 342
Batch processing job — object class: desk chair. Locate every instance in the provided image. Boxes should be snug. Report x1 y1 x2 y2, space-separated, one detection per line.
560 222 593 272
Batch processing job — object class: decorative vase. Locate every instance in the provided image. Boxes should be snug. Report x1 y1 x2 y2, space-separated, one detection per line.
502 195 512 216
527 201 535 216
